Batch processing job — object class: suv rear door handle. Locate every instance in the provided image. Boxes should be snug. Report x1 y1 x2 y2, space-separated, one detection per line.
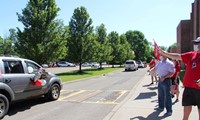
5 79 11 83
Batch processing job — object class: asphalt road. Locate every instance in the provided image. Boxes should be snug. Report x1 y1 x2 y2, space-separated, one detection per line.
3 67 148 120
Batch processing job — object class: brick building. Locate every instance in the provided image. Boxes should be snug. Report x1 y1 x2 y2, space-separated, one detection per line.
177 0 200 53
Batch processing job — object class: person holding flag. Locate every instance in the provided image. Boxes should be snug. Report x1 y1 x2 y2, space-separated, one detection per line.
147 40 161 84
159 37 200 120
148 41 175 116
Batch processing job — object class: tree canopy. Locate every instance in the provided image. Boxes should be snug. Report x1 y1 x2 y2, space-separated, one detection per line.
67 6 95 72
15 0 67 64
125 30 151 61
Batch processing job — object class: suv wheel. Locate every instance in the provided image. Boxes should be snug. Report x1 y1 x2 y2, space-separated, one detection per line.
0 94 9 119
46 83 60 101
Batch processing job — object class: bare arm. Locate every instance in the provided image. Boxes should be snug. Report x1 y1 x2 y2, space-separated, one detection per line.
148 66 155 72
160 48 182 61
161 72 175 81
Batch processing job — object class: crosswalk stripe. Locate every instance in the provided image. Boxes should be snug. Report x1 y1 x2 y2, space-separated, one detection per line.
59 90 128 104
75 90 102 102
58 90 86 101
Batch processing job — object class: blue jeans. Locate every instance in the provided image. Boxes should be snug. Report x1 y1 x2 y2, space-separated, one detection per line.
158 78 172 113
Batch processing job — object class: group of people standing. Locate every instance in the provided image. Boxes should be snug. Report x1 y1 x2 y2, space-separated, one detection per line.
149 57 180 102
148 37 200 120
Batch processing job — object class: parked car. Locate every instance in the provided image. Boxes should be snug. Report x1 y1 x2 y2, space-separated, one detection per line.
81 62 91 67
41 64 49 68
143 61 147 68
90 62 100 68
57 61 76 67
124 60 138 71
0 56 62 119
137 60 145 68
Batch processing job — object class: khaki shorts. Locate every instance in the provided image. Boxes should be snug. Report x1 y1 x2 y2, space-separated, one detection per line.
149 70 157 76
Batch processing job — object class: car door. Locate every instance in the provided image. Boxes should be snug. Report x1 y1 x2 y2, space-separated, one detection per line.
23 61 46 97
2 59 44 100
2 59 32 100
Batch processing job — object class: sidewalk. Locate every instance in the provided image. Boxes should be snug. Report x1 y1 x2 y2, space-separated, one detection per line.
104 73 198 120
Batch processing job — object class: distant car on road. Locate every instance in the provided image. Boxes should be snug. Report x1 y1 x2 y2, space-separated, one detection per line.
125 60 138 71
137 60 145 68
57 61 76 67
142 61 147 68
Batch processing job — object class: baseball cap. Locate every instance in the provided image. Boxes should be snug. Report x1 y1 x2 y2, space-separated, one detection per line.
193 37 200 44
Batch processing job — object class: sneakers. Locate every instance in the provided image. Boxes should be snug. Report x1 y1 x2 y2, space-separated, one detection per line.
164 112 172 116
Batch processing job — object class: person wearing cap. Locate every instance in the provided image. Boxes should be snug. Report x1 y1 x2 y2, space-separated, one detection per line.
159 37 200 120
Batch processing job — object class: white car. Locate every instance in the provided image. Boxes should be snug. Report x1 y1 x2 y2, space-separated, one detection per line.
125 60 138 71
90 62 100 68
137 61 145 68
81 62 91 67
57 61 76 67
41 64 49 68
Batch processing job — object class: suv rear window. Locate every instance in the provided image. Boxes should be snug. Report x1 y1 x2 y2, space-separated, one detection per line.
126 61 134 64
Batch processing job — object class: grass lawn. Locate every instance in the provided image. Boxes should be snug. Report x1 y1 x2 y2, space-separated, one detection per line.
57 67 123 82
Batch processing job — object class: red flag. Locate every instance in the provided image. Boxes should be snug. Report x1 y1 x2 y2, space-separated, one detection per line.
154 41 160 60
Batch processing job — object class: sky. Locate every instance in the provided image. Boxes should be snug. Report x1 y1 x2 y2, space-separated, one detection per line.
0 0 194 47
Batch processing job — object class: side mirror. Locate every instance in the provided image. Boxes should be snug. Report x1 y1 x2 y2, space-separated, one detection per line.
28 67 34 74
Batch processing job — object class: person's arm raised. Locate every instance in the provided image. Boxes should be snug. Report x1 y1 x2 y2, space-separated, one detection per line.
159 48 182 61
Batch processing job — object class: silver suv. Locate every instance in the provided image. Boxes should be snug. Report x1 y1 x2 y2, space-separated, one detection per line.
0 56 62 119
124 60 138 71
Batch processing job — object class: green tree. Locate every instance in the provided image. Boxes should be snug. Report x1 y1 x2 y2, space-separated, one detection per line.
16 0 67 64
68 6 95 72
167 43 176 52
95 24 112 68
107 31 122 67
160 46 167 51
9 29 18 44
8 28 19 56
125 30 150 61
120 34 134 63
0 36 15 56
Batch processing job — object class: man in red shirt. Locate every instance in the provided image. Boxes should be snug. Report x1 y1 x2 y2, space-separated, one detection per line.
149 57 158 84
159 37 200 120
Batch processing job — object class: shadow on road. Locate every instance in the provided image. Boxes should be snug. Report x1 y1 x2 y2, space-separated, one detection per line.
7 97 50 117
